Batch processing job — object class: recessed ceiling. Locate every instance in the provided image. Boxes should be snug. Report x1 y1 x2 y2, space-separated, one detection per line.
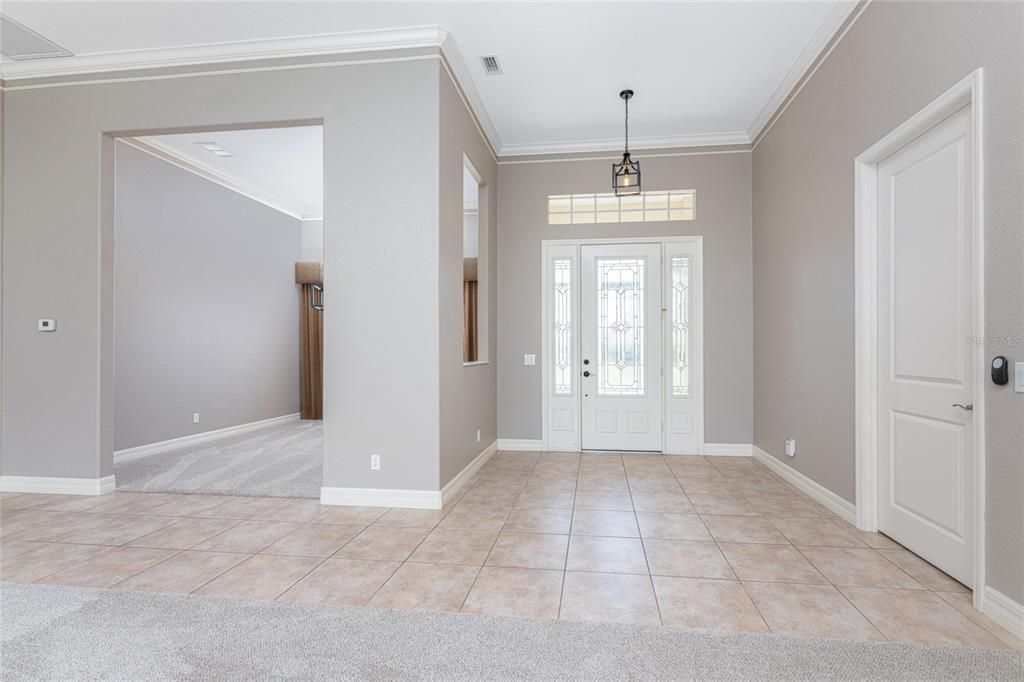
130 126 324 220
1 1 854 155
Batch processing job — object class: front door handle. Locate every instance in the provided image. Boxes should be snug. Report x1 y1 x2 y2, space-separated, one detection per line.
952 403 974 411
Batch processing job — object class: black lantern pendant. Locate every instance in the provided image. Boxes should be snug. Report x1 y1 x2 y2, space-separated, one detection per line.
612 89 641 196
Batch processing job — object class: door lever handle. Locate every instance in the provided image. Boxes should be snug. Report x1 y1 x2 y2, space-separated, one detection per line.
952 403 974 411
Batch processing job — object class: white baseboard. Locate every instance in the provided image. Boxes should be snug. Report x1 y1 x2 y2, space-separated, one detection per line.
497 438 543 451
497 440 752 456
114 413 301 463
441 440 498 507
752 445 856 524
0 475 116 496
703 443 753 457
319 440 499 511
320 486 442 510
982 586 1024 641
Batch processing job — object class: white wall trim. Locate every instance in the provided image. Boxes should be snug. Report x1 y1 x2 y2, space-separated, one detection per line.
119 137 308 220
320 486 442 510
113 413 301 463
0 25 449 81
496 148 751 165
748 1 866 146
0 475 116 496
753 446 856 524
854 69 985 605
0 26 503 160
981 586 1024 641
703 443 752 457
497 439 544 451
438 35 501 160
500 132 750 157
441 440 498 507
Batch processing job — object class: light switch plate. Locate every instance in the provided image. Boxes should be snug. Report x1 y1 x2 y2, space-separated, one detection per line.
524 354 536 366
1015 362 1024 393
37 318 56 332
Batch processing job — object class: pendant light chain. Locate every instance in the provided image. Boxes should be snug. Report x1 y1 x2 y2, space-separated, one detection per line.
624 93 630 155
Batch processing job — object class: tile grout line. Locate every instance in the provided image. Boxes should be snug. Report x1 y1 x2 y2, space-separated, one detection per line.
104 547 189 590
557 453 582 620
267 554 333 601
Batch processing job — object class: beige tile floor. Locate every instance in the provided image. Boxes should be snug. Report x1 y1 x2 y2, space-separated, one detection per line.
2 453 1022 651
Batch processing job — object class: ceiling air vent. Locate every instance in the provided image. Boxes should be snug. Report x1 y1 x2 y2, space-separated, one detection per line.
0 13 72 61
480 55 502 75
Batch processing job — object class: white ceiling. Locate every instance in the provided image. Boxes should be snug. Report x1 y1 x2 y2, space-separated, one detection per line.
134 126 324 219
2 1 853 154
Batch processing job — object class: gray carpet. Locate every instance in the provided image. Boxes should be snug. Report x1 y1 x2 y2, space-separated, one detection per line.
115 420 322 498
2 583 1021 681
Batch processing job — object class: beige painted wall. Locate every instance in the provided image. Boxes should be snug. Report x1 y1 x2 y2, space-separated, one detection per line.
752 1 1023 600
497 152 753 445
438 69 498 486
114 142 301 451
1 52 444 493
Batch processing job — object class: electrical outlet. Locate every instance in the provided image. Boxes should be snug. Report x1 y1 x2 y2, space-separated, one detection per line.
476 429 481 443
193 412 200 424
37 318 57 332
785 438 796 457
370 454 381 471
524 354 536 366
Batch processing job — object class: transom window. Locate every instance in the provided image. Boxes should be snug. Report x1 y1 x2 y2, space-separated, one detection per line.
548 189 695 225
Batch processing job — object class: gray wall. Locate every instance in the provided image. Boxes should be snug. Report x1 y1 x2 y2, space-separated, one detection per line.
300 219 323 262
439 69 498 486
114 142 300 451
497 152 753 444
1 51 443 492
752 1 1023 600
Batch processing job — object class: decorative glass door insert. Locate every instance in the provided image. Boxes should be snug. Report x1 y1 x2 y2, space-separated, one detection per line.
595 257 646 396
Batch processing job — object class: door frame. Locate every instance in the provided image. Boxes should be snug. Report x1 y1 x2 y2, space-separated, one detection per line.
541 235 704 454
854 69 985 607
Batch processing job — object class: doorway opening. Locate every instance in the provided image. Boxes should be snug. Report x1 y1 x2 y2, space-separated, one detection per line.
111 123 326 499
541 236 704 454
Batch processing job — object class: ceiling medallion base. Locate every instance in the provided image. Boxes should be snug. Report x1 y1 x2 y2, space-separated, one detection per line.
612 88 641 196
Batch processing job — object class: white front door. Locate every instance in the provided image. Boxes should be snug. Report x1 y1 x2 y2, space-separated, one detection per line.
580 243 662 451
877 106 974 586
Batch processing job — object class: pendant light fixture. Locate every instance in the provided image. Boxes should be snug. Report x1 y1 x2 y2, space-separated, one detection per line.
612 89 641 196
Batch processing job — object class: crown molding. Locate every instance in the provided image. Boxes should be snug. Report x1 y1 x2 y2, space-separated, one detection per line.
747 0 866 145
0 25 448 81
0 24 503 159
439 33 503 160
120 136 313 220
498 131 751 157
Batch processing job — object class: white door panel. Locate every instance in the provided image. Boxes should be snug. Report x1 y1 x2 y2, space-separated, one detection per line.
877 106 973 586
581 244 662 451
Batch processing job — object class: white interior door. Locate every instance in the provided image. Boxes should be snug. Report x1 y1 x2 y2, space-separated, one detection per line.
580 243 662 451
877 106 974 586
